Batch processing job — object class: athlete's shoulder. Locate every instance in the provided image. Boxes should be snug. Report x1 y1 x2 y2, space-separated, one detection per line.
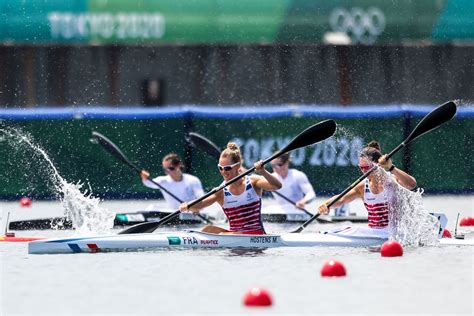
152 175 167 182
290 168 308 178
183 173 202 183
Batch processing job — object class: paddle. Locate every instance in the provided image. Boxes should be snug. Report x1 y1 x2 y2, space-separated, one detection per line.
91 131 213 225
291 100 457 233
186 132 221 158
187 132 332 223
118 119 337 234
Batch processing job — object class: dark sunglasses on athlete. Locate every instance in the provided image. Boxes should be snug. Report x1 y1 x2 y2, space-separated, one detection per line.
163 166 177 172
217 162 240 171
271 163 285 168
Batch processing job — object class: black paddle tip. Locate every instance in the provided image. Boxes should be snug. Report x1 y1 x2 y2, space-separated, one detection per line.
441 100 458 118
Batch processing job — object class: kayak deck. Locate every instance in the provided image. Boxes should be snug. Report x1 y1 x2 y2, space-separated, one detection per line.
28 230 387 254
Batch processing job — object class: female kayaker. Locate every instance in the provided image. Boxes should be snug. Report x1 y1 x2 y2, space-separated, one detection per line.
179 142 282 234
141 153 205 210
269 152 316 210
317 141 417 238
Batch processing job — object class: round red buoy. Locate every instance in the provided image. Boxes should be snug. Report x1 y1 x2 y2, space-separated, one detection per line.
243 287 273 307
320 260 346 277
459 216 474 227
381 241 403 257
20 197 32 207
442 229 452 238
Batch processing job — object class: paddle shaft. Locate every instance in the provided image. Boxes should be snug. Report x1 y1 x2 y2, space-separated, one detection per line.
271 191 332 223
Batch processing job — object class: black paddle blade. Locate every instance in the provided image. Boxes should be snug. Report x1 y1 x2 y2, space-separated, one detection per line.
405 101 457 145
92 131 140 172
281 120 337 154
187 132 221 158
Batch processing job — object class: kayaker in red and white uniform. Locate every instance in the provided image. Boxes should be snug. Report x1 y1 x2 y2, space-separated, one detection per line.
317 141 417 238
140 153 205 210
179 142 282 234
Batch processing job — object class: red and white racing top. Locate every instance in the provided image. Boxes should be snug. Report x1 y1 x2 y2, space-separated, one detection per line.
363 178 390 229
222 176 265 234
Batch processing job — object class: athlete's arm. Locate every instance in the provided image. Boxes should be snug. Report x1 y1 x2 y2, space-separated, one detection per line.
179 190 223 214
140 170 163 189
296 172 316 207
379 154 417 189
191 176 205 197
252 160 282 193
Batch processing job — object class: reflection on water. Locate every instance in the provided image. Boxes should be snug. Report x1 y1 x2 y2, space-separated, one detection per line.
225 248 267 257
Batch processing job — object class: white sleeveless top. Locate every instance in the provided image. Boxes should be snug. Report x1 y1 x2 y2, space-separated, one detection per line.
363 178 390 228
222 176 265 233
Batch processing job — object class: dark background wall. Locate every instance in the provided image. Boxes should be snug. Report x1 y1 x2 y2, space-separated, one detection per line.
1 44 473 107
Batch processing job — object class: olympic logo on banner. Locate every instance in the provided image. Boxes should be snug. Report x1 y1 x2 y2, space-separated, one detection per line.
329 7 386 44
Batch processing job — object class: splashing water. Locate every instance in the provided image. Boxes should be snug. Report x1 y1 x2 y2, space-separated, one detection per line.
386 176 440 247
1 127 115 234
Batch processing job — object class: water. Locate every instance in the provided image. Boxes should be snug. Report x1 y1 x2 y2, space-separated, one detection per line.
1 198 473 316
0 127 115 234
1 128 473 315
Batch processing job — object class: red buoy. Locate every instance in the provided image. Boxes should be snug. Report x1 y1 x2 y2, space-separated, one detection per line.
320 260 346 277
442 229 452 238
243 287 273 307
381 241 403 257
459 216 474 227
20 197 32 207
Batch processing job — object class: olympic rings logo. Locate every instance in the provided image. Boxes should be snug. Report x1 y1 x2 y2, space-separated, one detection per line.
329 7 386 44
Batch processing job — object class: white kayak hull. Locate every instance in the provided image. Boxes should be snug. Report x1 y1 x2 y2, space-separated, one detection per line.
29 231 387 254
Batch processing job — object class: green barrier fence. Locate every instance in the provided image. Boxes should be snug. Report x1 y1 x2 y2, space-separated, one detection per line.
0 105 472 200
1 0 473 44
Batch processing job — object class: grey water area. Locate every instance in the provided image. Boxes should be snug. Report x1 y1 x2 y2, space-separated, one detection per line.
0 196 473 316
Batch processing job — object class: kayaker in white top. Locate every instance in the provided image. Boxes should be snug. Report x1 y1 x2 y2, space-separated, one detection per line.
317 141 417 238
140 153 205 211
269 152 316 210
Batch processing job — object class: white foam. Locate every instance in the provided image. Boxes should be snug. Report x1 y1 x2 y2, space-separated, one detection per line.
1 127 115 234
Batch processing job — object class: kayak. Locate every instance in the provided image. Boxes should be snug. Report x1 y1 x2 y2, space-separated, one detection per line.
261 204 367 223
114 210 205 226
0 235 44 242
28 231 386 254
9 217 73 230
27 230 474 254
261 213 367 223
9 213 367 230
8 212 207 230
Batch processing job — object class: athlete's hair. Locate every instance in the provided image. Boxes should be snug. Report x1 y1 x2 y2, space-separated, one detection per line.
277 152 291 164
163 153 183 169
221 142 242 164
359 140 382 162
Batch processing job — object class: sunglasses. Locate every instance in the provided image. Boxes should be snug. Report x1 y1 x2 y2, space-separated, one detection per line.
271 163 285 168
359 165 372 172
163 166 177 172
217 162 240 171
